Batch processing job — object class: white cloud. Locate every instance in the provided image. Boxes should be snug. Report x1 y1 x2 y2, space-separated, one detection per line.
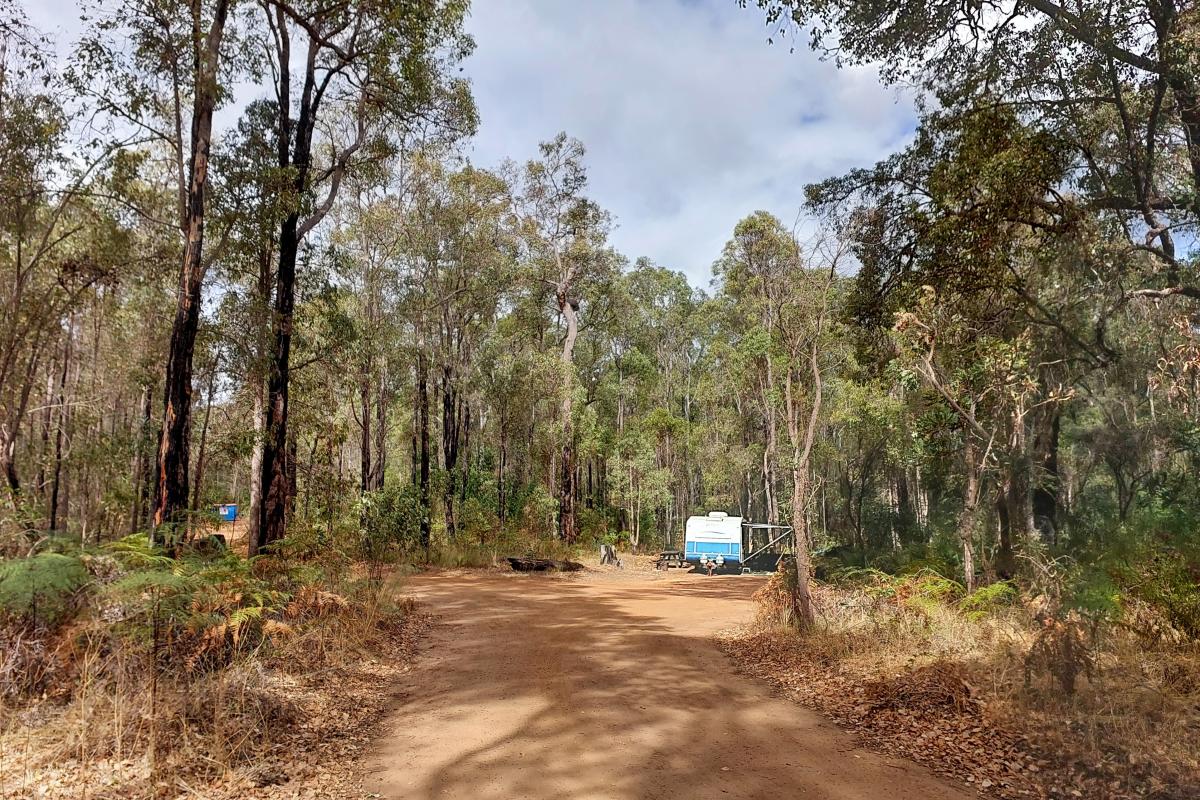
462 0 916 286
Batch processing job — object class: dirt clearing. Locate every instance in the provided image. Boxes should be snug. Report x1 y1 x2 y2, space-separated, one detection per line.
365 571 972 800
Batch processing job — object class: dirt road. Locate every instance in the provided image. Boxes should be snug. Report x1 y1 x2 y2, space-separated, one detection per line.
364 571 972 800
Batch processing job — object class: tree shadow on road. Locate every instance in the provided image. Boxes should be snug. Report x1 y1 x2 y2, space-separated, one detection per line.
365 573 968 800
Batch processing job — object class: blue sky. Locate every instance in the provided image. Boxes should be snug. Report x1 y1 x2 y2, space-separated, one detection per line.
26 0 918 287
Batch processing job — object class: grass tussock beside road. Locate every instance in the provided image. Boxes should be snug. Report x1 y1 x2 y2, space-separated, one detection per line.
0 536 429 800
723 568 1200 800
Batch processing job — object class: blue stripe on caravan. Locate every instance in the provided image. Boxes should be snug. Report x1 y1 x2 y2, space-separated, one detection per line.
684 540 742 561
685 541 740 555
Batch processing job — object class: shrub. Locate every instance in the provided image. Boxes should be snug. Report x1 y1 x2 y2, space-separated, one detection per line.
519 484 558 538
358 483 423 563
95 538 290 671
904 570 965 603
825 565 894 589
0 552 89 625
959 580 1019 621
459 496 500 543
577 507 609 546
1113 549 1200 638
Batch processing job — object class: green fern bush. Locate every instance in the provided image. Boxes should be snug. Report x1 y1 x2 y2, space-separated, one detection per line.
959 580 1020 621
0 552 89 625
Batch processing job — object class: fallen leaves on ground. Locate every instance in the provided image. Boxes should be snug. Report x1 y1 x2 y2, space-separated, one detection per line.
720 629 1197 800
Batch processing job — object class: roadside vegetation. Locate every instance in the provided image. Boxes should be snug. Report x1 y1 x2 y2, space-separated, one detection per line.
3 0 1200 798
730 562 1200 797
0 531 430 798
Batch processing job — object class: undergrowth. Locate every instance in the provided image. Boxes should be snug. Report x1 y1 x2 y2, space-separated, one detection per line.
0 533 423 799
745 564 1200 798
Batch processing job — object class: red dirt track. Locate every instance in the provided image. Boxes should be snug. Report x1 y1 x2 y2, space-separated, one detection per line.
365 571 972 800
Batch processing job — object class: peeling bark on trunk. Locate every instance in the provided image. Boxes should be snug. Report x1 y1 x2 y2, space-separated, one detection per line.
959 439 982 593
784 343 822 630
152 0 231 543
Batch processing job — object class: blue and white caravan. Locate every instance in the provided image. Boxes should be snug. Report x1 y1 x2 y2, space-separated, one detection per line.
684 511 743 572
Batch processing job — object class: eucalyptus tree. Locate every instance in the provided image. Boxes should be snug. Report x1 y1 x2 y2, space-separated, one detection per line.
476 325 551 525
614 260 703 539
428 164 513 538
151 0 233 537
374 156 513 538
608 423 671 550
775 246 842 628
714 212 799 526
711 213 844 625
69 0 240 541
250 0 477 555
748 0 1200 302
809 107 1090 579
0 10 127 531
211 100 293 547
515 133 615 543
333 187 405 497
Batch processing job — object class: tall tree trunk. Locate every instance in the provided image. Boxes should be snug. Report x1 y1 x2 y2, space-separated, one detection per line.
372 373 387 490
245 243 272 548
359 377 372 494
995 418 1030 578
418 355 431 551
784 350 822 630
189 362 218 531
152 0 231 542
459 401 470 509
1032 409 1060 543
762 373 779 525
36 370 53 501
410 382 419 488
247 380 264 546
995 488 1012 578
442 368 460 539
896 468 911 533
557 293 579 543
48 319 72 531
912 465 929 528
959 439 982 593
255 8 334 554
497 413 507 525
130 383 153 534
255 208 300 555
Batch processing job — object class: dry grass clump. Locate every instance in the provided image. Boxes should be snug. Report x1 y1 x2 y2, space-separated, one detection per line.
728 567 1200 798
0 555 427 800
